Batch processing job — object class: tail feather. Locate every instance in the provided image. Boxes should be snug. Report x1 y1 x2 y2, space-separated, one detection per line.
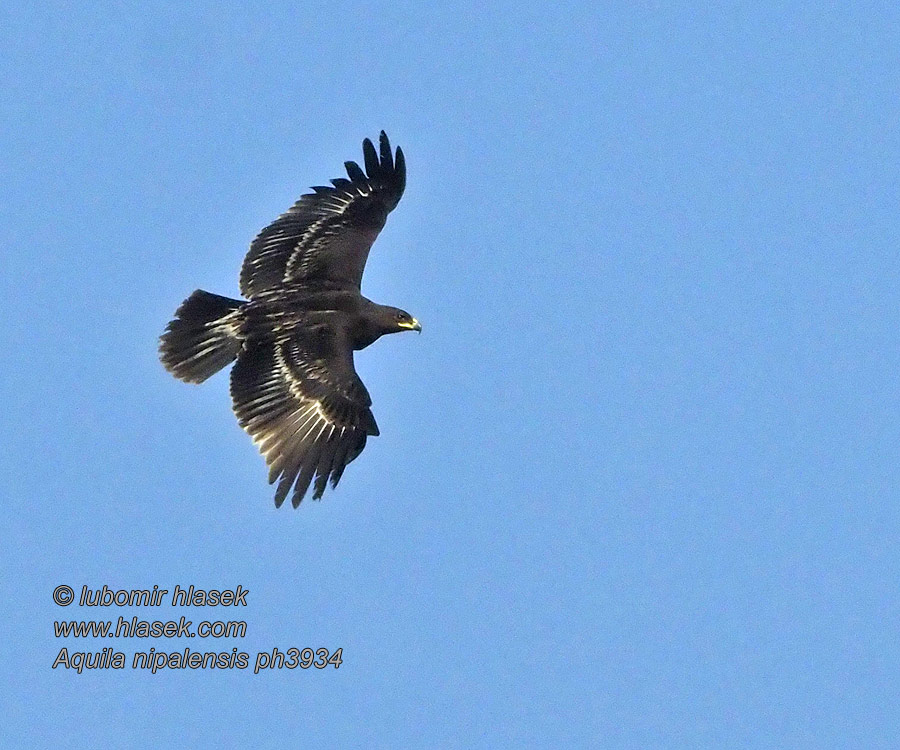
160 290 245 383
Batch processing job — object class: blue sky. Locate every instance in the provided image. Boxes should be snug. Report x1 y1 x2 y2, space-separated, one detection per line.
2 1 899 747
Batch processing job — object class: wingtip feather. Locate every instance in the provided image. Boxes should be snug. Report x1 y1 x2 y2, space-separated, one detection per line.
362 137 379 177
345 160 366 182
379 132 393 173
394 146 406 193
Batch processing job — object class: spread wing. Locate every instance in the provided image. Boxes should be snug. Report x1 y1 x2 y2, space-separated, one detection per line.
230 328 379 507
240 131 406 298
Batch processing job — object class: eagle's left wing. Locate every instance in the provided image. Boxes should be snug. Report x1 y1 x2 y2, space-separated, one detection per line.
230 327 379 507
239 131 406 298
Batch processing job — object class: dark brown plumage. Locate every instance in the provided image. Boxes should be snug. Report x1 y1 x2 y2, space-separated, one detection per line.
159 132 420 507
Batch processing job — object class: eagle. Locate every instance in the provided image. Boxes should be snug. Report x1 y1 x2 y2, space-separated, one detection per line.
159 132 419 508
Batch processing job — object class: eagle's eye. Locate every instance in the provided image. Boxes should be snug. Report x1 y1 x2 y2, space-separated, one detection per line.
396 311 405 321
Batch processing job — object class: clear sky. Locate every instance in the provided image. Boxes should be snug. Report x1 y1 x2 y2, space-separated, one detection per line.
3 1 899 747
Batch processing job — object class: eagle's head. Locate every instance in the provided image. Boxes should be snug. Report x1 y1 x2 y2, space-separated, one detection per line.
386 307 422 334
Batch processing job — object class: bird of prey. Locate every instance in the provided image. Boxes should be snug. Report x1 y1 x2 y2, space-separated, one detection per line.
159 132 420 508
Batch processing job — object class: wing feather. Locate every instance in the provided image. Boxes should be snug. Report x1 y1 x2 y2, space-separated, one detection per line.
344 161 366 181
362 137 379 176
239 131 406 297
230 331 378 507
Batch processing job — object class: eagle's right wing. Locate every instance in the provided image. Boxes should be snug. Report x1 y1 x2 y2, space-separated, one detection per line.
239 132 406 298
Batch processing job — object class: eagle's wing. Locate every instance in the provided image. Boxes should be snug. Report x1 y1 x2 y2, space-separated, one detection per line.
239 131 406 298
230 327 379 507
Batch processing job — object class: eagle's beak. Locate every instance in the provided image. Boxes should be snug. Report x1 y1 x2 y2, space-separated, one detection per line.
399 318 422 333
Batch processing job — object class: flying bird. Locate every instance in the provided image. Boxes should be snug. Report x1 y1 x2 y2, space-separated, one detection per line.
159 132 419 508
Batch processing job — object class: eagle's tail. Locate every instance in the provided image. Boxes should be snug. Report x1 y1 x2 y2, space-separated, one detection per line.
159 290 245 383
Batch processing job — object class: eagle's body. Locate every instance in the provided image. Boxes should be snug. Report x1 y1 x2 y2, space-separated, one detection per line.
242 289 409 351
159 132 419 508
